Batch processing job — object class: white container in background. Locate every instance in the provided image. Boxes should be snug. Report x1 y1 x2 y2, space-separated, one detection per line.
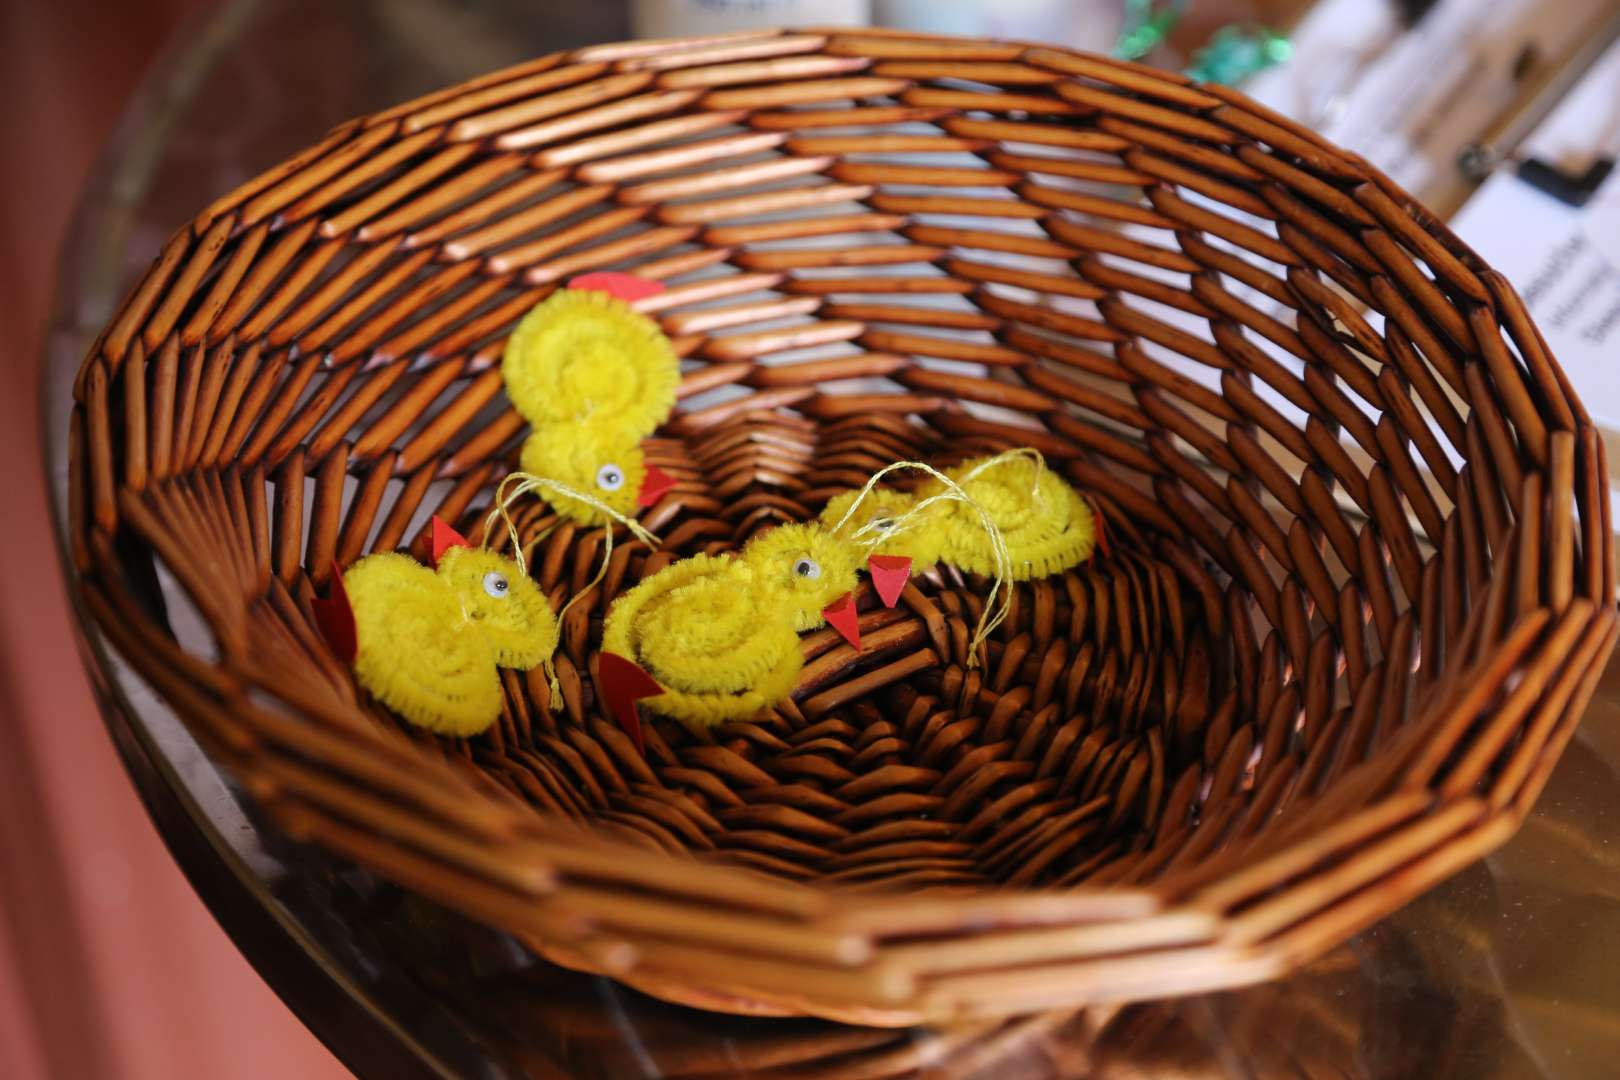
632 0 870 38
875 0 1122 52
872 0 978 36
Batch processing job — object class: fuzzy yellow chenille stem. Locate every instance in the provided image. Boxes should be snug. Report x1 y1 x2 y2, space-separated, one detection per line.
931 451 1098 581
599 521 863 728
516 423 649 527
819 448 1100 584
501 287 677 440
825 456 1017 666
483 470 660 705
346 554 503 735
601 553 807 726
501 283 680 528
342 543 558 737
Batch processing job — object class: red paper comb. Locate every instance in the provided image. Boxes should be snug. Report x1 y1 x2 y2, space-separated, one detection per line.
430 516 472 568
568 271 665 303
311 561 357 665
822 594 861 652
598 652 663 756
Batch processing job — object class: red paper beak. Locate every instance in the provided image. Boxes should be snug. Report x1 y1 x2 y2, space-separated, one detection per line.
597 652 663 756
430 515 472 568
822 594 861 652
867 554 912 608
311 560 357 665
637 463 675 508
569 271 665 304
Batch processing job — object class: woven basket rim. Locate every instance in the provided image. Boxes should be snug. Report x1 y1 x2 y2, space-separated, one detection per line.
64 26 1617 1025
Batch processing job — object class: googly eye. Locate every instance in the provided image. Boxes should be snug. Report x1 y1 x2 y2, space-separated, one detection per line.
793 557 821 579
482 571 510 598
595 464 625 492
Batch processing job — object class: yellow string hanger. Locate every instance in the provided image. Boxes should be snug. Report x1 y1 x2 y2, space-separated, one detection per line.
827 452 1024 669
483 471 659 570
854 447 1052 555
482 471 662 707
956 446 1048 501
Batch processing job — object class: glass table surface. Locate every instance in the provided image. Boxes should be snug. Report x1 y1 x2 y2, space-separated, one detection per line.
42 2 1620 1076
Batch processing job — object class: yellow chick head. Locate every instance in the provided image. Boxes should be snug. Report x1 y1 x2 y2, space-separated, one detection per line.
501 287 678 439
435 545 558 669
821 487 942 572
519 421 661 526
518 420 644 524
741 522 863 633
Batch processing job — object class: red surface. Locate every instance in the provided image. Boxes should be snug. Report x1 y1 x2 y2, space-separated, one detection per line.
431 515 474 567
313 564 359 666
820 594 862 652
0 3 347 1076
867 555 912 609
598 652 662 755
638 463 677 508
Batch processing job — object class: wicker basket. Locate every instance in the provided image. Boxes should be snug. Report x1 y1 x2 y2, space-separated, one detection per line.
67 27 1616 1025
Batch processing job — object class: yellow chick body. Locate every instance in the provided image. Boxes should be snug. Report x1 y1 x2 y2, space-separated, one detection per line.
433 545 560 668
601 523 864 728
927 454 1098 580
502 284 679 526
339 543 558 737
346 554 500 735
818 453 1098 582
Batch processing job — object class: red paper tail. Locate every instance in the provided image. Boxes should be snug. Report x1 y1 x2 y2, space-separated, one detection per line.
312 561 357 664
597 652 663 756
1090 497 1111 561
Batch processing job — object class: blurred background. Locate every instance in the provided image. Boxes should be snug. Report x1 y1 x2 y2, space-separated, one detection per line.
0 1 348 1077
4 0 1617 1077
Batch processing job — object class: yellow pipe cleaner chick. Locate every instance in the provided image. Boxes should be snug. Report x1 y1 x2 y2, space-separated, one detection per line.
600 523 865 735
501 272 679 526
598 460 1016 752
312 517 558 738
819 449 1104 582
819 486 945 573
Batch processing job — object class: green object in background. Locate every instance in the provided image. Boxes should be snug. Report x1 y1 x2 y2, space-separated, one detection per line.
1113 0 1291 88
1186 25 1292 85
1113 0 1186 61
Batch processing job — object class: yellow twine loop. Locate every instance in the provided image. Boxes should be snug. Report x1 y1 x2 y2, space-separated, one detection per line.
483 471 661 709
828 452 1029 669
549 665 563 706
958 446 1047 499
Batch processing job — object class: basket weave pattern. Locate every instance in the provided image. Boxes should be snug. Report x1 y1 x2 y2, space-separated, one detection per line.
68 29 1615 1023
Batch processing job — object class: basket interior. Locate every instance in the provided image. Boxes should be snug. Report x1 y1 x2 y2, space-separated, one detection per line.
507 415 1227 891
